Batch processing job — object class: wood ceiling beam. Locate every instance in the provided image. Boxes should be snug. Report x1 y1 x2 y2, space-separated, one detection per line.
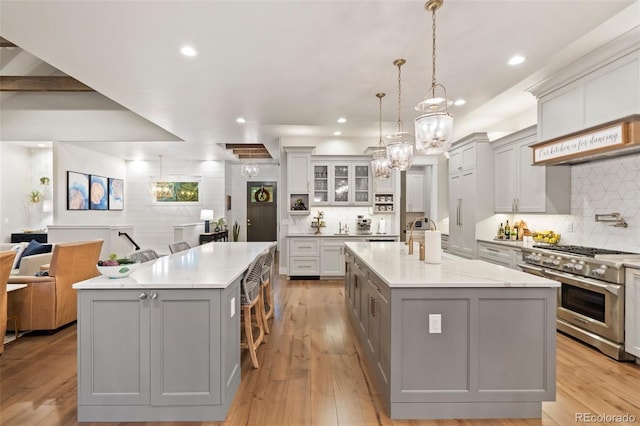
237 153 272 159
232 149 269 155
0 37 17 48
0 76 95 92
225 143 266 150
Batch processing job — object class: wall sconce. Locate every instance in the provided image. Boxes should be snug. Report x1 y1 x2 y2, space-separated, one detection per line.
200 209 214 233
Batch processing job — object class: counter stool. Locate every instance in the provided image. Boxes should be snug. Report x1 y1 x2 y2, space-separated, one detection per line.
260 243 277 333
241 250 269 368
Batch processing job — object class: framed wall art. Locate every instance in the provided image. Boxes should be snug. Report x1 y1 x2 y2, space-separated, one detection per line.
108 178 124 210
89 175 108 210
150 175 201 205
67 171 89 210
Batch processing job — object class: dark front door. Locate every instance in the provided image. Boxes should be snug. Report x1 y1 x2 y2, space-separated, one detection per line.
247 182 277 242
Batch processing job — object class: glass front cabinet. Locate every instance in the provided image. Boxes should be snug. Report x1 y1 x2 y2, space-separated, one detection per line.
312 161 371 206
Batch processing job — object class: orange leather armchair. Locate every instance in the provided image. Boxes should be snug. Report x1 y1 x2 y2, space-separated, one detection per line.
8 239 103 332
1 250 18 354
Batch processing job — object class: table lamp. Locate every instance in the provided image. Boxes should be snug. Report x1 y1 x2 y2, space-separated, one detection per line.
200 209 214 233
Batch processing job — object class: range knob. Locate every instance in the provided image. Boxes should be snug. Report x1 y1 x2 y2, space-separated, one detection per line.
552 258 561 266
564 260 576 270
575 261 585 272
592 265 607 278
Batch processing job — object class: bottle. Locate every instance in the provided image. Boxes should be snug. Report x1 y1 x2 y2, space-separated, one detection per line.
498 223 504 239
504 220 510 239
511 224 518 241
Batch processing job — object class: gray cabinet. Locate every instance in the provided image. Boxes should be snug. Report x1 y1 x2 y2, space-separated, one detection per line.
477 241 522 270
493 126 570 214
312 160 372 206
344 247 556 419
448 134 494 259
77 285 240 421
528 34 640 142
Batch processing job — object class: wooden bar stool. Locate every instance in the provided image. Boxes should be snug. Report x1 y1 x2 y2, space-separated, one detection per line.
260 243 277 333
240 250 269 368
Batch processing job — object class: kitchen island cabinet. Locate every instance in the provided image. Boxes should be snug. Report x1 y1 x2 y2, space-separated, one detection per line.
625 266 640 359
73 242 273 422
344 241 559 420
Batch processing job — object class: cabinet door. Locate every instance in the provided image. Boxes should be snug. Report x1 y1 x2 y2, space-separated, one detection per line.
373 169 395 193
352 163 372 205
288 153 310 193
516 141 546 212
78 290 151 405
493 144 517 213
320 245 344 276
460 170 477 257
626 270 640 358
332 163 351 205
448 173 463 253
312 164 329 204
150 289 221 406
406 174 425 212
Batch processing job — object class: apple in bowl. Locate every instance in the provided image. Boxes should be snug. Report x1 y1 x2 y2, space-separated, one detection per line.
97 255 140 279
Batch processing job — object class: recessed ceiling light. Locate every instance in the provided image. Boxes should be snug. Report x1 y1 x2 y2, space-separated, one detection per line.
334 131 342 136
337 117 347 123
37 143 46 147
453 99 466 106
236 117 246 124
180 45 198 57
508 55 525 66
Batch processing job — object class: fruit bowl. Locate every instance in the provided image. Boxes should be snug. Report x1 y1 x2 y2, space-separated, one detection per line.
97 260 140 279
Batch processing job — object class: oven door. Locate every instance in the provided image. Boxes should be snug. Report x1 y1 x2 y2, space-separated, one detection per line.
544 270 624 344
517 263 546 278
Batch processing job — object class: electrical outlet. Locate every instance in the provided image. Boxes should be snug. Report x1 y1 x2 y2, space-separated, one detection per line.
429 314 441 334
567 223 574 233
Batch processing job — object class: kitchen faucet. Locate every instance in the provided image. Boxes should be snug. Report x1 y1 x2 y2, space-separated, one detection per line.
406 217 437 255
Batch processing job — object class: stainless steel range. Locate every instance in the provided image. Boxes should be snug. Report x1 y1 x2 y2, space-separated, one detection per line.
519 244 640 361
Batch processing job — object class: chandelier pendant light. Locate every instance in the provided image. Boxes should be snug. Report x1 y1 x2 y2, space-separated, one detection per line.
414 0 454 156
386 58 414 171
240 147 259 178
371 92 391 179
149 155 174 200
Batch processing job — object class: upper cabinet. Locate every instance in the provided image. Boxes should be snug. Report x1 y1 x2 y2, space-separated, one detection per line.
285 147 312 214
312 160 371 206
406 174 425 213
493 126 570 214
287 148 312 193
528 31 640 142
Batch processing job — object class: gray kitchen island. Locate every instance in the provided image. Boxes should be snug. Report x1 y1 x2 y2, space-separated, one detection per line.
344 241 560 420
73 241 273 422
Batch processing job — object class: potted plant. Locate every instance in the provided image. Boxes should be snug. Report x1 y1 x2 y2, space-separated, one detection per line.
28 190 43 203
232 221 240 242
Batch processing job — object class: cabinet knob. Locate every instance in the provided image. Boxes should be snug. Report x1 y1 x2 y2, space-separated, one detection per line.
151 292 158 300
139 293 148 300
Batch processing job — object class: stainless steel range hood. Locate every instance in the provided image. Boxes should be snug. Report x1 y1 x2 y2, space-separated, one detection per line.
530 115 640 166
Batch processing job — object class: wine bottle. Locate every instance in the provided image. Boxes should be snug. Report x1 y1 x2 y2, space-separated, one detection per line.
504 220 510 239
499 223 504 238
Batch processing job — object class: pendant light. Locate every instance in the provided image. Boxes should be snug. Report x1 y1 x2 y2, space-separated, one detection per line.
149 155 174 200
371 92 391 179
386 58 413 171
240 149 259 178
414 0 454 156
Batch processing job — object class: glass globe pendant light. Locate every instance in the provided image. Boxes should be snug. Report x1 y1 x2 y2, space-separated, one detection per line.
240 148 259 178
149 155 174 200
371 92 391 179
414 0 454 156
386 58 413 171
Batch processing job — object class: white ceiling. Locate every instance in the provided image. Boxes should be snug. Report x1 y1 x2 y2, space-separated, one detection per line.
0 0 638 163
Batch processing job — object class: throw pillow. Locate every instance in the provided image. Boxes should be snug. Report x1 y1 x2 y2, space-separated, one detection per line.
10 243 27 270
16 239 53 268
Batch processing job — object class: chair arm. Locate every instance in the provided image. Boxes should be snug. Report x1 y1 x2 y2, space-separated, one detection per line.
7 275 55 284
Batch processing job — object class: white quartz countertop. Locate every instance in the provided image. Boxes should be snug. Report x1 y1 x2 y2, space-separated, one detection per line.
345 241 560 288
287 233 399 238
73 241 274 290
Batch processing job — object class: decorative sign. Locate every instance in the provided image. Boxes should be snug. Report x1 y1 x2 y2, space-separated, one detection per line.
533 123 626 164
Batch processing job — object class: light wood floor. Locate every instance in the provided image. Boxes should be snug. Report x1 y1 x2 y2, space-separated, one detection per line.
1 274 639 426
